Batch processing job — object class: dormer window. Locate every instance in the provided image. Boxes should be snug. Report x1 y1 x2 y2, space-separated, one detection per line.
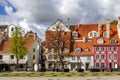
75 47 81 52
110 38 116 44
97 38 104 44
103 31 107 37
85 48 89 52
94 33 97 37
72 31 78 38
88 31 98 38
90 32 93 37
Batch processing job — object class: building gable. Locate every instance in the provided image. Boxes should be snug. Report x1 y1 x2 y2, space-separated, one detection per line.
46 19 71 32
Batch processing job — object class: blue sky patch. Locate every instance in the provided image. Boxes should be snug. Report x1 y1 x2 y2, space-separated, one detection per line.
0 6 7 15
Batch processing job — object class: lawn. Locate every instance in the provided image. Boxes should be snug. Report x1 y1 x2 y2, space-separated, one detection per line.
0 72 120 77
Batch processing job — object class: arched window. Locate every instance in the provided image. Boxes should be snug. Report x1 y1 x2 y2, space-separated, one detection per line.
97 38 104 44
75 47 82 52
110 38 116 44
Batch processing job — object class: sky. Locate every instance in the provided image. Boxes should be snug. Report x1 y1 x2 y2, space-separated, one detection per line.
0 0 120 40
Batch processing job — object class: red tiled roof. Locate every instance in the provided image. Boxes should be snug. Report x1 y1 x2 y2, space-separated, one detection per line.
0 36 35 53
70 41 93 56
70 23 118 56
71 24 98 38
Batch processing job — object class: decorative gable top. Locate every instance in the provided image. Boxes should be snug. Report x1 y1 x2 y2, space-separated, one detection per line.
46 19 71 32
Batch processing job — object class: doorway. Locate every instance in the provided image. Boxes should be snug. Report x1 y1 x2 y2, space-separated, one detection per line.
109 63 112 69
85 63 89 70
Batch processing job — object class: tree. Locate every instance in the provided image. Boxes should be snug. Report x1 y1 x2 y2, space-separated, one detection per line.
10 27 27 71
47 20 70 71
110 20 118 25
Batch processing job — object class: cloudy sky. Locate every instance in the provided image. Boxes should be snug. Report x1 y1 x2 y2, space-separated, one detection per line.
0 0 120 40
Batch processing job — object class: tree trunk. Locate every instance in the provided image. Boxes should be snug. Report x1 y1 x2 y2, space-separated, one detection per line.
16 59 19 71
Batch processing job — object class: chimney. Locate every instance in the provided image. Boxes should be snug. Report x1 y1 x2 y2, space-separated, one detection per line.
106 19 110 38
67 18 70 29
83 37 86 42
34 33 37 40
98 20 102 37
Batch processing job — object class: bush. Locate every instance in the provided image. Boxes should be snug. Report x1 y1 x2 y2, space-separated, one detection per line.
90 68 100 72
77 69 84 72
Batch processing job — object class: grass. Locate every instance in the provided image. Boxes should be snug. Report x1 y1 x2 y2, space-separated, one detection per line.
0 72 120 77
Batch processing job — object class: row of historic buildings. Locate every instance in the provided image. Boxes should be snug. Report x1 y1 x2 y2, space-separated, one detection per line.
45 17 120 71
0 24 42 71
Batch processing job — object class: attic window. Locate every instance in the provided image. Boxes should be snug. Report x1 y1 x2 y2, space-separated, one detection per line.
75 47 81 52
72 31 78 37
85 48 89 52
90 32 93 37
11 27 14 31
97 38 104 44
110 38 116 44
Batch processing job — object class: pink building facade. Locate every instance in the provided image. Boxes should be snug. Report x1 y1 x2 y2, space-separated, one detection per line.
93 45 120 70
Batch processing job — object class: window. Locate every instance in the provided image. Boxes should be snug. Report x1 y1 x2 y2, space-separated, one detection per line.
0 55 2 59
54 55 57 59
101 47 105 51
48 48 51 53
75 47 81 52
85 48 89 52
87 56 91 60
96 47 99 51
97 38 104 44
33 48 35 52
72 56 75 60
114 54 117 59
72 31 78 37
96 63 100 68
90 32 93 37
110 38 116 44
11 27 14 31
94 32 97 37
54 49 57 53
108 47 112 51
103 32 107 37
11 55 14 59
96 54 100 60
33 55 35 59
101 63 105 68
113 47 117 51
101 54 105 59
108 54 112 59
48 55 52 60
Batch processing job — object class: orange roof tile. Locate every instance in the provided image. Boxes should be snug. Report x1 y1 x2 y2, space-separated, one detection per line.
70 41 93 56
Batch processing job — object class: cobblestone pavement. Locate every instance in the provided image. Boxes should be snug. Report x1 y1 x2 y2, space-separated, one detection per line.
0 76 120 80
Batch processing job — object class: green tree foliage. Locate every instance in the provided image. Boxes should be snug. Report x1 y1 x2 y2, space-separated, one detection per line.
10 27 27 70
110 20 118 25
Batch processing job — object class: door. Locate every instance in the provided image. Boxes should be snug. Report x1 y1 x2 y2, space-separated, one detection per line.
71 64 76 70
85 63 89 70
109 63 112 69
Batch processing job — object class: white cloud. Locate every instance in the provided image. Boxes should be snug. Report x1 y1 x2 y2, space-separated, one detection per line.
1 0 120 40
